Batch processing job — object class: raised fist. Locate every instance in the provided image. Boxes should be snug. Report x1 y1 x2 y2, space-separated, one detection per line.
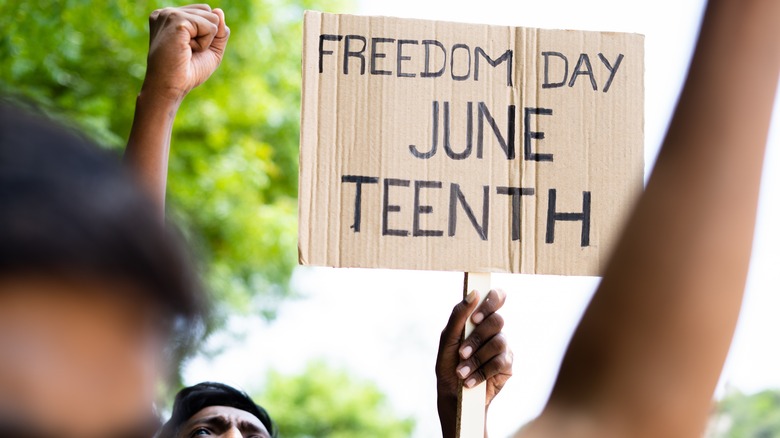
143 4 230 102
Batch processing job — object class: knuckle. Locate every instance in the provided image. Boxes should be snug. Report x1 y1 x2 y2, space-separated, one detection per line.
495 352 513 373
489 313 504 330
166 9 184 21
493 333 508 350
467 354 481 369
452 301 470 320
481 313 503 333
496 354 509 369
467 331 483 349
506 351 515 368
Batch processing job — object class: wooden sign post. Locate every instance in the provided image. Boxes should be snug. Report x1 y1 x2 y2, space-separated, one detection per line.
457 272 491 437
297 11 644 437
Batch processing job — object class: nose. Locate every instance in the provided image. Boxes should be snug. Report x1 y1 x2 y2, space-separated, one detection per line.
223 426 242 438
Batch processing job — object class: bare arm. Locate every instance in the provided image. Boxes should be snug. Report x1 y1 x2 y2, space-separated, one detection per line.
521 1 780 437
125 4 229 215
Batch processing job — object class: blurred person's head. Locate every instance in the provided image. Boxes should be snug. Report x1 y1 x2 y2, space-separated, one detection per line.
157 382 277 438
0 102 205 437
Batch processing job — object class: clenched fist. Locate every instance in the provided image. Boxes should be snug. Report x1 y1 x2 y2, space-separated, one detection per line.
142 4 230 102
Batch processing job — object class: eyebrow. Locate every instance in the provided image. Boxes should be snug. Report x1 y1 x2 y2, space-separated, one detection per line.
189 415 230 433
188 415 267 435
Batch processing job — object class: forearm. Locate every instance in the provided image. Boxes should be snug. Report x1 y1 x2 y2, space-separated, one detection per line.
124 89 181 216
545 0 780 436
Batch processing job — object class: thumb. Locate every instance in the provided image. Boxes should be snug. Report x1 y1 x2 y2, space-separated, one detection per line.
440 290 480 351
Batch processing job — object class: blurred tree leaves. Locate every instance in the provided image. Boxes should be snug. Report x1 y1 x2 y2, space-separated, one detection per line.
0 0 350 329
711 389 780 438
257 361 415 437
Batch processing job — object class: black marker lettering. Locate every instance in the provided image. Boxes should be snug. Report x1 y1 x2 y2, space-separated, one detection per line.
541 51 568 88
421 40 447 78
443 101 473 160
382 178 410 236
319 34 342 73
524 107 554 162
496 187 534 241
474 47 513 86
343 35 366 75
397 39 418 78
598 53 624 93
568 53 597 91
371 37 395 75
341 175 379 232
413 180 444 237
450 44 471 81
477 102 516 159
545 189 591 246
448 183 489 240
409 101 440 159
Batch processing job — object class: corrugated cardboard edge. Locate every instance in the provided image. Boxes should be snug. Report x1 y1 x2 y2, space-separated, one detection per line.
298 10 322 265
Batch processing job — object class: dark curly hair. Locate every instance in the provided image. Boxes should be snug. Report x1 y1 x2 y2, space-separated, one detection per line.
158 382 278 438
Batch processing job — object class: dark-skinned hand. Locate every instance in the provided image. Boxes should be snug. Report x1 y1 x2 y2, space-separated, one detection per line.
436 289 513 437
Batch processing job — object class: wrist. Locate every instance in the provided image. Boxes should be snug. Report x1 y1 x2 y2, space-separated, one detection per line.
137 83 184 112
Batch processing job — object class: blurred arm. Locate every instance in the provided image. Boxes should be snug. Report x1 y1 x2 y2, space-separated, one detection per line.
522 1 780 437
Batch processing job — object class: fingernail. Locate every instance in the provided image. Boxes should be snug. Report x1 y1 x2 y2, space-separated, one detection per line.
457 365 471 379
465 378 477 388
465 290 477 303
472 312 484 324
460 345 473 359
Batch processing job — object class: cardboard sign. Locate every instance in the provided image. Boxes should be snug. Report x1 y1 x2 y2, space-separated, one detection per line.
298 12 643 275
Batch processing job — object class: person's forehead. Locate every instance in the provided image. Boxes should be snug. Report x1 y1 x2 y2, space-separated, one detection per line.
189 405 267 430
0 275 165 438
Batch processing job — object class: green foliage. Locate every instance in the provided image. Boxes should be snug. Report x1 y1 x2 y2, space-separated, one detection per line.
0 0 351 328
257 361 415 438
713 389 780 438
0 1 150 146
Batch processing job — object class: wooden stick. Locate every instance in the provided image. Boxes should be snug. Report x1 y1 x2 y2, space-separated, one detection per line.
456 272 491 438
